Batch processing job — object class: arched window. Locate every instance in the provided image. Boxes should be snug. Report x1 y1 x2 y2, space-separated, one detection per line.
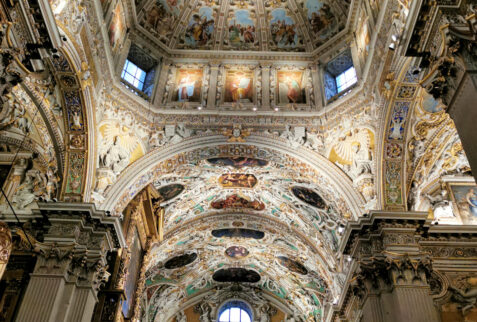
218 300 252 322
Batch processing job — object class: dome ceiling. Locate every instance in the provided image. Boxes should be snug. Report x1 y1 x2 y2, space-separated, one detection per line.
136 0 351 52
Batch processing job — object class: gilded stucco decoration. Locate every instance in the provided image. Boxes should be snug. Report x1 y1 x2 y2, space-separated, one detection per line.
141 215 337 321
5 0 477 320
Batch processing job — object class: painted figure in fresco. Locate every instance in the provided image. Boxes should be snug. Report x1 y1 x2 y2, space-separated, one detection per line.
219 173 257 188
389 115 404 140
177 75 195 101
108 3 125 49
185 12 214 46
270 9 298 48
146 4 164 31
271 20 296 47
228 10 256 46
225 246 249 258
231 76 252 101
292 186 326 209
466 189 477 217
285 76 301 103
207 157 268 169
309 4 334 33
211 194 265 210
278 256 308 275
143 1 178 36
229 23 255 44
71 111 83 130
157 184 185 201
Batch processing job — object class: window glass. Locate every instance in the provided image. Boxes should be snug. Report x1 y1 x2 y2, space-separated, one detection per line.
121 59 146 91
218 302 252 322
336 67 357 93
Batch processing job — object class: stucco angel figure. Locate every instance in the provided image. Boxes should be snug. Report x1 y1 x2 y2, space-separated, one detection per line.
199 303 211 322
45 83 61 114
351 143 372 177
148 128 166 149
304 131 324 152
259 304 271 322
280 125 304 148
450 279 477 316
44 166 59 201
169 124 191 144
12 170 45 209
425 189 454 220
99 136 130 174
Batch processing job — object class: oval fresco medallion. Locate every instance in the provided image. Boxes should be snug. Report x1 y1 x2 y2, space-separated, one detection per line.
164 252 198 269
156 184 185 202
211 194 265 210
207 157 268 169
211 228 265 239
225 246 249 259
212 268 261 283
291 186 326 209
277 256 308 275
219 173 257 188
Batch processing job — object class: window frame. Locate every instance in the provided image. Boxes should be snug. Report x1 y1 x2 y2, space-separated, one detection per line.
121 59 147 91
335 66 357 94
217 300 253 322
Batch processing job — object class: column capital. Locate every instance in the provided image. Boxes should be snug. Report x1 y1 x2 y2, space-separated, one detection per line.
340 211 431 258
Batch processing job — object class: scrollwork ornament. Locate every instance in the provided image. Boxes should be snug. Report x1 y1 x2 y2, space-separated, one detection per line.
0 222 12 279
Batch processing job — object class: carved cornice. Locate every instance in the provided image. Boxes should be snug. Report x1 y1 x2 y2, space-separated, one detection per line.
339 211 432 255
2 202 126 248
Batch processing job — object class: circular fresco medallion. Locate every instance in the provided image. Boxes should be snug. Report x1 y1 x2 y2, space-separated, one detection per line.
291 186 326 209
156 184 185 202
225 246 249 259
212 268 261 283
164 252 198 269
277 256 308 275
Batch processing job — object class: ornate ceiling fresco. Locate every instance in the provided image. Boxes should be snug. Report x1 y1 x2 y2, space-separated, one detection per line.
142 214 345 321
149 156 346 253
136 0 350 52
1 0 476 321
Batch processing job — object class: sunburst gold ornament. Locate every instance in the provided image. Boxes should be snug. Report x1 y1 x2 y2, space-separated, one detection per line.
99 121 144 163
329 128 374 165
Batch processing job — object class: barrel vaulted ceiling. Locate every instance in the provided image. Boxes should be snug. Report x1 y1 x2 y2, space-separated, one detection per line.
7 0 456 320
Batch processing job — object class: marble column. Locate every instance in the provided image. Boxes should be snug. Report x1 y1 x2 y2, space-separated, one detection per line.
334 211 441 322
15 203 124 322
207 63 220 109
354 257 439 322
